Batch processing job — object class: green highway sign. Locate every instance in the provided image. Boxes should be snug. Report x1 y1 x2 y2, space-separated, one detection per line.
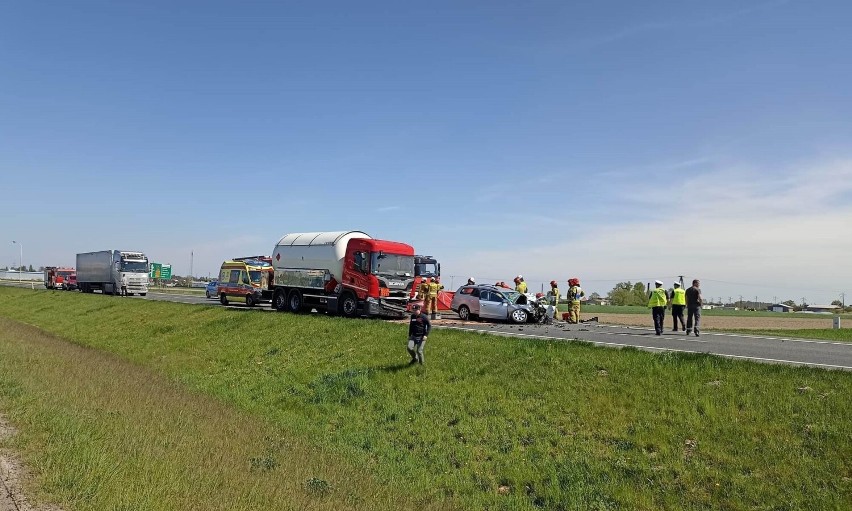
149 263 171 280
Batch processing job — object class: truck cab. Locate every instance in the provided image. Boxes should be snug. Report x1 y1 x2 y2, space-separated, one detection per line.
341 238 415 317
217 258 273 307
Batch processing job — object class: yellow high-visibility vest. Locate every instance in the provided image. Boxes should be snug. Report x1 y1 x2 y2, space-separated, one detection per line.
516 282 528 293
648 287 668 307
672 288 686 306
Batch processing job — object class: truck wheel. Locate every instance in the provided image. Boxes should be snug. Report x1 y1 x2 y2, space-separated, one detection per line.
272 290 286 311
340 293 358 318
246 294 255 307
287 290 303 313
139 293 146 297
220 293 229 306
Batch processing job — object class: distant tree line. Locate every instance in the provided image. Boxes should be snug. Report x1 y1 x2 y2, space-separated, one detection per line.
1 265 35 272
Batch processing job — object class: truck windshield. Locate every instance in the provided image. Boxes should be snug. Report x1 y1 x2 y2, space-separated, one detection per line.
415 261 438 277
121 260 149 273
248 270 263 284
371 253 414 277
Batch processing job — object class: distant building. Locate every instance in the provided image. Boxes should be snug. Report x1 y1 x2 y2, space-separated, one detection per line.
805 304 841 314
586 297 608 306
770 304 793 313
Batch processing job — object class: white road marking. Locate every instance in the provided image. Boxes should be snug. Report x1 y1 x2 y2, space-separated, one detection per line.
438 326 852 371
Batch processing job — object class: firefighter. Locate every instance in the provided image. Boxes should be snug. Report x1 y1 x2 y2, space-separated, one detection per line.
548 280 560 320
514 275 528 294
418 277 431 314
427 276 443 320
567 278 585 323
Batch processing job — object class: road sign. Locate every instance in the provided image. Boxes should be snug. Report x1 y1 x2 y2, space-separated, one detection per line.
161 264 172 280
150 263 162 279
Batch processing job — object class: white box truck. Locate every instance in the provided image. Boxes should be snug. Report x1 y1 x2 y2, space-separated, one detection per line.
76 250 149 296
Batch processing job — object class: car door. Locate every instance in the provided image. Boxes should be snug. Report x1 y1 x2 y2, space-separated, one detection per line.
479 290 507 319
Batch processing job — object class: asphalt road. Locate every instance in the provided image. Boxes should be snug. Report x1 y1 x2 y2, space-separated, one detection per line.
3 283 851 371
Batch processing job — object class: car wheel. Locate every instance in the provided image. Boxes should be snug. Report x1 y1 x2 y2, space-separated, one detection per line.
206 290 211 299
510 309 528 324
458 305 470 320
220 293 229 306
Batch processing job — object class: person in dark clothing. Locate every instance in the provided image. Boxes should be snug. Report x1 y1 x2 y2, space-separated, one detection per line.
685 279 703 337
407 304 431 365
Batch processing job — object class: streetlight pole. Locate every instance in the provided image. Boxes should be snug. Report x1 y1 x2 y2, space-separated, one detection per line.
11 241 22 282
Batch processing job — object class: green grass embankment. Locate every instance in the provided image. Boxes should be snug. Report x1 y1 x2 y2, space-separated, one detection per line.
0 318 409 511
0 287 850 510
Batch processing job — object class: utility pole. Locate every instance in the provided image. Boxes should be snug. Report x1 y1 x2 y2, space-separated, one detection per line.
842 292 846 307
190 250 194 285
678 275 684 288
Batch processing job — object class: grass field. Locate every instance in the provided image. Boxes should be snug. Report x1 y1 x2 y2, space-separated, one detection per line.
1 287 850 510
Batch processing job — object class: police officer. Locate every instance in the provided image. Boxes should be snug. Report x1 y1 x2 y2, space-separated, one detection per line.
514 275 528 294
466 277 476 286
567 278 585 323
670 282 686 332
407 304 431 365
648 280 668 335
427 276 443 320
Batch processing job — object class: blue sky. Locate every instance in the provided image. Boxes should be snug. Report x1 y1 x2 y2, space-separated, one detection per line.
2 0 850 304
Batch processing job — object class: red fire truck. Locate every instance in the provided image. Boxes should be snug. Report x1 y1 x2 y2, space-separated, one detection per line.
44 267 77 290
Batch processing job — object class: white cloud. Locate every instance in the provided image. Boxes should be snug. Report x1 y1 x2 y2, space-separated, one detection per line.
442 158 852 303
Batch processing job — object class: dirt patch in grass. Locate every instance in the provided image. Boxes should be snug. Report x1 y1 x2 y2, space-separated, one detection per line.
592 313 838 330
0 416 63 511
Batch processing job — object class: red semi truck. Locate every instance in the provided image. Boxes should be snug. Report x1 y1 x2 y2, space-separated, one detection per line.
271 231 415 318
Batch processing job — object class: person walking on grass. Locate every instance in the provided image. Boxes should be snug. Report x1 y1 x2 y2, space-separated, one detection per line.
648 280 668 335
407 303 431 365
670 282 686 332
685 279 702 337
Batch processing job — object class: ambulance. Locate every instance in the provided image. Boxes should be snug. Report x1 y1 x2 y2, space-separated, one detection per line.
216 257 273 307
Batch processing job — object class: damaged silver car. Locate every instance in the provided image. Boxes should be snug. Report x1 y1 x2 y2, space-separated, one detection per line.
451 284 535 323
